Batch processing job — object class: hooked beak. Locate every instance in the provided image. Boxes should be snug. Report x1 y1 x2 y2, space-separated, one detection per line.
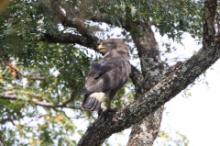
97 44 108 54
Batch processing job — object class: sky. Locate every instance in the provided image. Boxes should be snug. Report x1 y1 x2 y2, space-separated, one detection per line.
155 33 220 146
159 59 220 146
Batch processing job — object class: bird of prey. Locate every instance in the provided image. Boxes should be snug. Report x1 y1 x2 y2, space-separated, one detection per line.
82 39 131 114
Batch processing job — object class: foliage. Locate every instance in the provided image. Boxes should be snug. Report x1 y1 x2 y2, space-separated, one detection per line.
85 0 202 39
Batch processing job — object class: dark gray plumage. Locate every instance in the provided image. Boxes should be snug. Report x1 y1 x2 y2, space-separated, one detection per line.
82 39 131 112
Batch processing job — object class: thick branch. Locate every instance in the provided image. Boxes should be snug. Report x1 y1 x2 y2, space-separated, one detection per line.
0 93 80 109
127 20 165 146
130 21 164 91
128 106 164 146
90 14 111 24
0 117 14 125
203 0 217 46
42 33 97 49
50 0 98 43
90 13 125 27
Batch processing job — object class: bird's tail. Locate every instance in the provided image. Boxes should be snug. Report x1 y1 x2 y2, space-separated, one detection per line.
82 92 106 111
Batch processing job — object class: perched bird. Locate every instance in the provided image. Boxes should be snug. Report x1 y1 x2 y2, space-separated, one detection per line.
82 39 131 114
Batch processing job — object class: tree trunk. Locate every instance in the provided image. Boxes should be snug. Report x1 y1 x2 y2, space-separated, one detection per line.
127 20 165 146
127 107 164 146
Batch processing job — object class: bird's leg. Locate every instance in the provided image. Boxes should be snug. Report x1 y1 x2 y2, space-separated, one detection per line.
99 99 117 119
98 109 116 120
92 93 116 119
98 97 110 116
90 92 110 116
100 97 110 111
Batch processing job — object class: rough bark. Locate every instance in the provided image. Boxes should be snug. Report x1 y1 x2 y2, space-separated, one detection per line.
203 0 217 45
127 21 164 146
48 0 99 50
42 33 98 49
77 0 217 145
50 0 98 42
127 107 164 146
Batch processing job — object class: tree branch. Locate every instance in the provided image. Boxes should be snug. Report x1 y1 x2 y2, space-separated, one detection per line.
203 0 217 46
41 33 97 49
0 92 81 109
127 105 164 146
90 13 123 26
0 117 14 125
127 19 165 146
50 0 98 43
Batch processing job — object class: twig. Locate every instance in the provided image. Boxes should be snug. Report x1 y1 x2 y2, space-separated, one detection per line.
0 92 81 110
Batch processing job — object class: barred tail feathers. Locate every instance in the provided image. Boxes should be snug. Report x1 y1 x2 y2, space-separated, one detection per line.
82 92 106 111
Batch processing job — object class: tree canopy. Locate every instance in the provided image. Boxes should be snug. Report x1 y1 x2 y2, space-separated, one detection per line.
0 0 219 146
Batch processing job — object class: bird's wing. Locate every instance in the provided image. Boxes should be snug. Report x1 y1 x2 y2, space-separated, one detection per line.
84 58 128 93
88 59 120 79
88 62 111 79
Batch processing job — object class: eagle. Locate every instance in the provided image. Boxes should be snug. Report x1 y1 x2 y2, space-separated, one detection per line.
82 39 131 114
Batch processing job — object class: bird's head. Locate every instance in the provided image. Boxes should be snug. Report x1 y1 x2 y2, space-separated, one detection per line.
97 39 129 56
